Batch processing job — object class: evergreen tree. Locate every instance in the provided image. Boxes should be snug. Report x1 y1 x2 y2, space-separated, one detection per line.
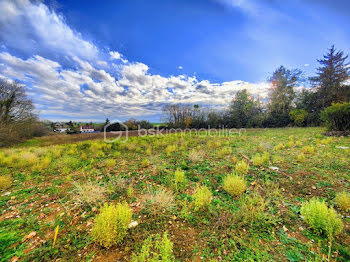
310 45 350 108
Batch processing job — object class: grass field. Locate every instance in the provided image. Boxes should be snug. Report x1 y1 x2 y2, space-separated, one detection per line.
0 127 349 261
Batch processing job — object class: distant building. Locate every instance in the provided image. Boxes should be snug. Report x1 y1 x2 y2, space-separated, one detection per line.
80 124 95 133
55 127 68 133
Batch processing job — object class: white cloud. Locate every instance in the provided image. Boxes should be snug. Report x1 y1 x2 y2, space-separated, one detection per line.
0 0 273 120
178 66 183 69
304 63 310 67
109 51 121 60
0 0 98 61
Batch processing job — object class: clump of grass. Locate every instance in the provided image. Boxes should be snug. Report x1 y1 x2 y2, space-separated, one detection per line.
236 193 277 230
320 138 333 145
193 185 212 211
295 141 302 147
262 151 270 163
231 156 237 164
274 143 284 151
0 176 11 190
188 149 204 162
300 198 343 238
223 173 246 197
217 147 232 158
127 185 134 198
143 188 175 215
251 154 263 167
302 146 315 154
174 169 187 191
105 158 116 168
165 145 177 156
141 158 150 168
131 232 174 262
17 152 38 168
145 148 152 156
91 203 132 248
107 175 127 194
334 192 350 212
235 160 249 175
73 181 108 206
285 140 294 148
296 153 306 163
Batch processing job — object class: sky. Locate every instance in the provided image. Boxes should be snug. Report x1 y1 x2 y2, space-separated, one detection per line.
0 0 349 122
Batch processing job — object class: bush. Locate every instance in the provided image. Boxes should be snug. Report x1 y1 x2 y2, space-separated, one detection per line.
0 176 11 190
251 154 263 167
223 174 246 197
321 102 350 131
141 158 150 168
193 185 212 211
302 146 314 154
131 232 174 262
289 109 308 127
334 192 350 212
105 159 116 168
174 169 187 191
91 203 132 248
235 160 249 175
300 198 343 238
296 153 306 163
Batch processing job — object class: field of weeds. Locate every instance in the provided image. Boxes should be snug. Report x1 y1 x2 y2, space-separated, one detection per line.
0 127 349 261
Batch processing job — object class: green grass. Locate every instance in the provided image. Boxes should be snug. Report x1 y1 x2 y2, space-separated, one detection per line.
0 127 349 261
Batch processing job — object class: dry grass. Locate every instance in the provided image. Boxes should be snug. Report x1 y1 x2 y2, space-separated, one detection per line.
142 188 176 215
73 181 108 206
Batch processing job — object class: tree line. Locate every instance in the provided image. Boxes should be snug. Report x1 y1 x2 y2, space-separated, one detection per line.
163 46 350 129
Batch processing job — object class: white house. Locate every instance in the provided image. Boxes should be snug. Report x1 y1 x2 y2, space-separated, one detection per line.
80 124 95 133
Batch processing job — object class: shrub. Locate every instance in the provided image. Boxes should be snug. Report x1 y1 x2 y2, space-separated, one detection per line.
262 151 270 163
0 176 11 190
91 203 132 248
193 185 212 211
105 159 116 168
188 149 204 162
73 181 107 206
165 145 177 156
251 154 263 167
235 160 249 175
289 109 308 127
174 169 187 191
141 158 150 168
217 147 232 158
236 193 277 230
334 192 350 212
300 198 343 238
285 140 294 148
296 153 306 163
131 232 174 262
143 188 175 215
223 174 246 197
274 143 284 151
321 102 350 131
302 146 315 154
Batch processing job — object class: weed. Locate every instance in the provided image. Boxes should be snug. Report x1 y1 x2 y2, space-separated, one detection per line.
235 160 249 175
297 153 306 163
143 188 175 215
105 159 116 168
274 143 284 151
73 181 107 206
141 158 150 168
0 176 11 190
252 154 263 167
193 185 212 211
262 151 270 162
131 232 174 261
223 173 246 197
334 192 350 212
300 198 343 238
302 146 315 154
174 169 187 191
91 203 132 248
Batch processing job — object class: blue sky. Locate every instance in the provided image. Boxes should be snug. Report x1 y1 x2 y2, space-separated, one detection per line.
0 0 349 122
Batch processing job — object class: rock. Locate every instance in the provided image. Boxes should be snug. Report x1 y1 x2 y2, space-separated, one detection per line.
312 186 316 190
269 166 279 171
128 221 138 228
2 192 11 196
336 146 349 149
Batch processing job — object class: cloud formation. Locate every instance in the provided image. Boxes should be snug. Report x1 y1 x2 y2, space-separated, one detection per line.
0 0 271 121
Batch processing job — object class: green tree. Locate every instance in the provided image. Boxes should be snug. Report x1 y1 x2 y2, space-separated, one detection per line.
310 45 350 109
228 89 263 128
268 65 303 114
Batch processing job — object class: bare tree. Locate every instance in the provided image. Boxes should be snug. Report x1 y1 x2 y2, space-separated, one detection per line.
0 79 35 123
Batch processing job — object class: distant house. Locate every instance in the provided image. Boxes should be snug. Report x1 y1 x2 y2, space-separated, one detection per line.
55 127 68 133
80 124 95 133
